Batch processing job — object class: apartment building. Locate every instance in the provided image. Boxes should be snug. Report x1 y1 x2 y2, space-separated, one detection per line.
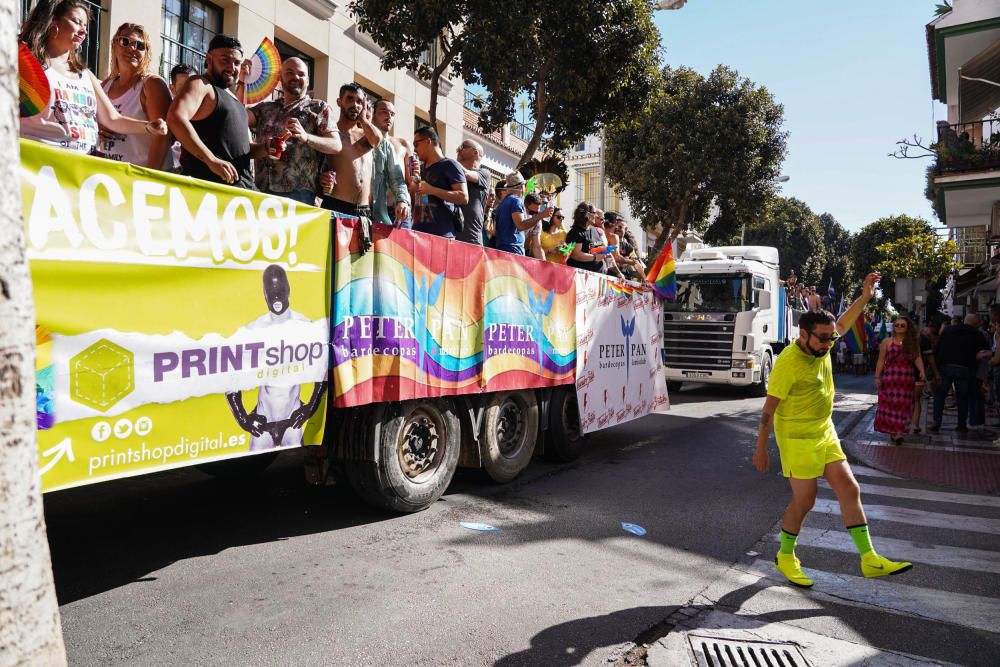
927 0 1000 302
20 0 467 151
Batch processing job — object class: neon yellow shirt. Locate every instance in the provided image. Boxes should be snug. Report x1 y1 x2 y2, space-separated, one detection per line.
768 342 836 443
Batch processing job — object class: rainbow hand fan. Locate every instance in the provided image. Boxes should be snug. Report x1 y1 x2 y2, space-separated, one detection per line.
244 37 281 104
19 42 50 117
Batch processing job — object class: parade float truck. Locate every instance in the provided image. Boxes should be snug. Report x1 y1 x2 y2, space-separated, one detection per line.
24 140 668 513
661 245 798 397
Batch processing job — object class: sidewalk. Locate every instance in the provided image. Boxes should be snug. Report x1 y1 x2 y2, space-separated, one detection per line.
841 391 1000 495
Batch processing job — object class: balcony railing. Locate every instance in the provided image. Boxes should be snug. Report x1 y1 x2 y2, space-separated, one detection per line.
510 120 534 143
935 117 1000 174
464 90 485 111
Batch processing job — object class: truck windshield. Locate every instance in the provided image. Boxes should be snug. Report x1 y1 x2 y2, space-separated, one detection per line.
665 274 749 313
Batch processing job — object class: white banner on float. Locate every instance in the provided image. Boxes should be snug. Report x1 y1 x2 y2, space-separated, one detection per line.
574 271 669 434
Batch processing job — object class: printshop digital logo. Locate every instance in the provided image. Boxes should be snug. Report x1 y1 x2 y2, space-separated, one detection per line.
70 339 135 411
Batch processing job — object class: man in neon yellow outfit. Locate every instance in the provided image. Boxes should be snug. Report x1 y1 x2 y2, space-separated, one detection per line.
754 271 912 587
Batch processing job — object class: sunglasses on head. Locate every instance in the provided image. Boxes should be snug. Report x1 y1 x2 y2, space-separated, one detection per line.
117 36 147 52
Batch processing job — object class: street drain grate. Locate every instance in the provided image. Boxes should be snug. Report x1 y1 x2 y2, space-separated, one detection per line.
687 635 810 667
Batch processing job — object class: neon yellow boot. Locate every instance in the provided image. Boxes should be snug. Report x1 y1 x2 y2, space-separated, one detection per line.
861 551 913 578
774 553 814 587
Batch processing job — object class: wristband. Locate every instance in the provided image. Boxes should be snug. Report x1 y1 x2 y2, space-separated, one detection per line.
144 122 151 134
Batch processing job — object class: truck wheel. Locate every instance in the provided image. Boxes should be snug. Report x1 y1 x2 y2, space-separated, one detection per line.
480 391 539 483
545 387 586 462
345 399 460 513
195 452 279 479
752 354 772 397
666 381 683 393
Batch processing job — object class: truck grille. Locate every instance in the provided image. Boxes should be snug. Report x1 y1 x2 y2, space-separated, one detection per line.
662 317 735 370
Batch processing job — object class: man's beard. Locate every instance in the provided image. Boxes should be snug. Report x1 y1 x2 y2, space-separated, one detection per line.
809 346 830 358
284 83 305 97
207 69 235 88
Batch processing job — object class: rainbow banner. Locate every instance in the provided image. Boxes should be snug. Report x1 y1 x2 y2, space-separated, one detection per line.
844 314 867 354
645 241 676 301
332 220 576 406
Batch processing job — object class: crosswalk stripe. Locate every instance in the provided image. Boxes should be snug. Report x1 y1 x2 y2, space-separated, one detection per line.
818 479 1000 508
847 465 900 480
743 559 1000 635
771 530 1000 574
812 498 1000 535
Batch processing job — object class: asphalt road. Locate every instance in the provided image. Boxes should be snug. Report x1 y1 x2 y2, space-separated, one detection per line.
45 375 1000 666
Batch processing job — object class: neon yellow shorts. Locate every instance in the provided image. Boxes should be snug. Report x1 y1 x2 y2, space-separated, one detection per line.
775 430 846 479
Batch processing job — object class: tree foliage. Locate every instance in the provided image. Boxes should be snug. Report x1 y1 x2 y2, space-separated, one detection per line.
851 215 934 301
462 0 661 166
818 212 854 296
875 233 961 286
604 65 787 257
348 0 467 128
743 197 826 286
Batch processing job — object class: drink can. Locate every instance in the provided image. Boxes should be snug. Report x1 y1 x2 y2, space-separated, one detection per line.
407 154 419 178
267 136 286 160
321 170 336 196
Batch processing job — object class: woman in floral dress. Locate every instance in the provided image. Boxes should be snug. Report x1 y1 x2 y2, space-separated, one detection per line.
874 316 926 444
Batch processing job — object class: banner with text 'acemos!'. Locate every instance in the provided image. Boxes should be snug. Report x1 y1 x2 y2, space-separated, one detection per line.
23 140 331 492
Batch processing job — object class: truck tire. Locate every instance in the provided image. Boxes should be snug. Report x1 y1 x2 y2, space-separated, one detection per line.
480 391 539 483
345 399 461 513
195 451 279 479
752 354 772 397
545 386 586 462
666 381 683 393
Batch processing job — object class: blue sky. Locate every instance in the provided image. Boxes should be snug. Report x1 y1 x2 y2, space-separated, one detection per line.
654 0 945 232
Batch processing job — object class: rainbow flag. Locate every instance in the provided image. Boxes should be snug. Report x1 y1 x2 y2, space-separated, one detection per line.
843 314 867 354
645 241 676 301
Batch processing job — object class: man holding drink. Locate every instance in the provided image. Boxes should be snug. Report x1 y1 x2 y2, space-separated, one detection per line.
246 57 341 205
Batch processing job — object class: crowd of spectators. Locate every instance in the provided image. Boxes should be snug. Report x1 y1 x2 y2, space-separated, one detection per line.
18 0 649 279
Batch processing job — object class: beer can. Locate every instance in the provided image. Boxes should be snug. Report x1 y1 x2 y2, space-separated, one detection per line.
321 170 336 196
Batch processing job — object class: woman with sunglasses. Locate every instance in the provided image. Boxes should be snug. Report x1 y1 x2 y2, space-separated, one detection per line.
539 207 568 263
19 1 167 157
99 24 173 169
874 315 926 445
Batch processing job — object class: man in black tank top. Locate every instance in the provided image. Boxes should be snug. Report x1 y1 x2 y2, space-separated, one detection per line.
166 34 256 190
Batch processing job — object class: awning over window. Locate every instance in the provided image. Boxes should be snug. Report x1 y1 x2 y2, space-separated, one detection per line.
959 40 1000 122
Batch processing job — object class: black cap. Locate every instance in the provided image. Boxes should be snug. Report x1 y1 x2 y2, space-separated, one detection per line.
208 34 243 53
604 211 623 224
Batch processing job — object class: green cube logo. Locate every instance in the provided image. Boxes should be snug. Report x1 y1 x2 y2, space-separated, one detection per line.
70 339 134 411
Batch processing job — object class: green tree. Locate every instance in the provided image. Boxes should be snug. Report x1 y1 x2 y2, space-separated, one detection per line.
462 0 661 166
851 215 934 301
818 212 854 298
875 233 961 294
743 197 826 286
348 0 467 128
604 65 787 257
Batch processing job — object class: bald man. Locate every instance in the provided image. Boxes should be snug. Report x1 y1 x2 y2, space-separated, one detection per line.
245 57 342 204
456 139 491 245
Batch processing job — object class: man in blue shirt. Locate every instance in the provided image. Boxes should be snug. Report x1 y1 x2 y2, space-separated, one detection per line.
495 172 554 255
413 127 468 239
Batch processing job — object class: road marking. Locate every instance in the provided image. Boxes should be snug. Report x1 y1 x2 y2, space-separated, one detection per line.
848 465 900 480
812 498 1000 534
742 559 1000 635
771 530 1000 574
818 479 1000 508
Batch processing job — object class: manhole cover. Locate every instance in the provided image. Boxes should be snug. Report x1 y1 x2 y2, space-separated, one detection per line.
687 634 811 667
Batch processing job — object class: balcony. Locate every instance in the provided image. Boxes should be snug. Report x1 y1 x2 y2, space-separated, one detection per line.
462 91 530 156
935 117 1000 175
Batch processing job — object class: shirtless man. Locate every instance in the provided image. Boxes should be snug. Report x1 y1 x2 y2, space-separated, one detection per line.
166 34 255 189
226 265 327 451
318 83 382 217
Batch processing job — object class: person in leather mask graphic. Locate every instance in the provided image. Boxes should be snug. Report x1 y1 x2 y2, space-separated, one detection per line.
226 264 327 451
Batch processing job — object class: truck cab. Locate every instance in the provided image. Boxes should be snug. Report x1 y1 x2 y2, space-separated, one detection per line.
662 245 796 395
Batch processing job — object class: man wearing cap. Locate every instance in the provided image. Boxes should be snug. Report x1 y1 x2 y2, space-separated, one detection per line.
167 34 256 189
494 172 554 255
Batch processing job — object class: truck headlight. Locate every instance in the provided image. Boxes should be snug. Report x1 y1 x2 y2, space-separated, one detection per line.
732 359 755 369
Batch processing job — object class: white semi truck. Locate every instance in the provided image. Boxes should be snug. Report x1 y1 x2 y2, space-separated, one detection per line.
662 245 799 396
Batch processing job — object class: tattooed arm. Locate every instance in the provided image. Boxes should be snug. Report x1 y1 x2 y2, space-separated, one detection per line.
754 395 781 472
